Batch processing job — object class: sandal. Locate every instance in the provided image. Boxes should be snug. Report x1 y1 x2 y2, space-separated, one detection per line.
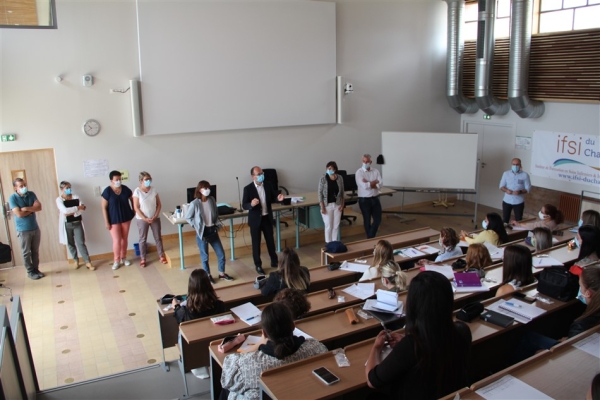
140 259 146 268
160 256 168 264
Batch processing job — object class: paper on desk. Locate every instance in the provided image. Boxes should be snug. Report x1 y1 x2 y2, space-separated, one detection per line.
230 303 262 326
510 226 529 231
532 256 564 268
424 265 454 280
475 375 552 400
458 240 470 247
293 327 314 340
340 261 369 273
487 299 546 324
237 335 262 353
573 333 600 359
290 197 304 204
401 247 426 257
415 245 439 255
342 283 375 300
569 228 579 233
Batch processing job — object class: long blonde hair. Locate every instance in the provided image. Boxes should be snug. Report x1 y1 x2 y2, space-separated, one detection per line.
279 248 309 291
371 240 394 272
380 261 408 292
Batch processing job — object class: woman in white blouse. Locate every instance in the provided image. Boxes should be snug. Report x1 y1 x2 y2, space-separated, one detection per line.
132 171 167 268
55 181 94 270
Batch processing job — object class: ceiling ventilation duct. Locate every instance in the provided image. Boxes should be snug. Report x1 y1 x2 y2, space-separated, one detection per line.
475 0 509 115
445 0 478 114
508 0 545 118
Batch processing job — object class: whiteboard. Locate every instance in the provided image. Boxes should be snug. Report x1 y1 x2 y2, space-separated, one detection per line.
137 0 336 135
381 132 479 190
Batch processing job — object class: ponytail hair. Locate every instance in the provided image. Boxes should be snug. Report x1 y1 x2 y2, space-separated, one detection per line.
380 261 408 292
261 303 296 359
543 204 564 224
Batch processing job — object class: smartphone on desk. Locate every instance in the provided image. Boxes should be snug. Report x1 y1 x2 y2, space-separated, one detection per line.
512 292 536 303
312 367 340 385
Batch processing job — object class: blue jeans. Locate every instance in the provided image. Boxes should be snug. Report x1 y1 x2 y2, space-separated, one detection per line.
358 197 382 239
196 228 226 275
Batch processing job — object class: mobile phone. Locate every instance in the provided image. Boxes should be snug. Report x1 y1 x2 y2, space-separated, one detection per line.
512 292 536 303
221 336 237 345
312 367 340 385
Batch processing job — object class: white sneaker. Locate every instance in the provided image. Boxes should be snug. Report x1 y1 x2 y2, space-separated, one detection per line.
121 258 131 266
112 261 120 270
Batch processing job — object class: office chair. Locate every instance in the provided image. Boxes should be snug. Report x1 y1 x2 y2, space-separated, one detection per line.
338 170 357 225
263 168 290 227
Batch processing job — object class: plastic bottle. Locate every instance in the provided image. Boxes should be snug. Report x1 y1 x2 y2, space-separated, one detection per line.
175 205 182 219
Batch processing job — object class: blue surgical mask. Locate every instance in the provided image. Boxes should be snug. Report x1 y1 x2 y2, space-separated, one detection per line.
577 288 588 305
575 237 580 248
326 170 334 176
256 174 265 183
579 219 583 227
64 188 72 195
511 165 520 173
482 220 488 230
362 163 370 171
19 187 28 195
144 180 152 188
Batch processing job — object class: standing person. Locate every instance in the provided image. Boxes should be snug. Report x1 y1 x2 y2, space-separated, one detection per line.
356 154 383 238
499 158 532 223
132 171 167 268
365 271 471 399
242 166 284 275
55 181 94 271
101 170 135 270
185 180 233 283
317 161 344 244
9 178 44 280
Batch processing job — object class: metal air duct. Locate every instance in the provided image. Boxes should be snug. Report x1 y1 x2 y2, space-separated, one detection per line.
475 0 509 115
445 0 478 114
508 0 545 118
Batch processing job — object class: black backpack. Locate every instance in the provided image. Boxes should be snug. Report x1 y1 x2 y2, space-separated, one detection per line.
0 242 11 264
537 266 579 302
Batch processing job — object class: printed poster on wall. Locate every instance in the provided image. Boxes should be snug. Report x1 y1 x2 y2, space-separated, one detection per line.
532 131 600 187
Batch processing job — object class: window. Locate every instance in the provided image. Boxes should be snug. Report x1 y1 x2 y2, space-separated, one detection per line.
539 0 600 33
464 0 512 41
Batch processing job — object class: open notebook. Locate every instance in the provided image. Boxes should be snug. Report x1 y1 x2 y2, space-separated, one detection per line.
487 298 546 324
363 290 402 313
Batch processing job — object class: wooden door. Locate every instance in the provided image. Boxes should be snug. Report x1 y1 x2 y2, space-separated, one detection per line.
0 149 64 266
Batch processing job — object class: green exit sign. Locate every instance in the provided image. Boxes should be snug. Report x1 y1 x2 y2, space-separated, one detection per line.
1 134 16 142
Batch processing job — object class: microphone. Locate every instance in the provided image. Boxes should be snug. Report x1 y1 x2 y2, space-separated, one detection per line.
236 177 243 212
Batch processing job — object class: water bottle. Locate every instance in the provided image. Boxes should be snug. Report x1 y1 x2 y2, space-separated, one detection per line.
175 206 182 219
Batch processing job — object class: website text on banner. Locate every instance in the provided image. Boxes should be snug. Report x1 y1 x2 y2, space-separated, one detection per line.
532 131 600 187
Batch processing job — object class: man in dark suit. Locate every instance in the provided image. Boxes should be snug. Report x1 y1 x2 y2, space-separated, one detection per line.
242 166 284 275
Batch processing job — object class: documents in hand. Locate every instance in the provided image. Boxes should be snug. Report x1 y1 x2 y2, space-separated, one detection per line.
363 290 402 313
415 245 439 255
532 255 564 268
573 333 600 358
423 265 454 280
452 272 489 292
475 374 552 400
487 298 546 324
340 261 369 273
230 303 262 326
237 335 262 353
342 283 375 300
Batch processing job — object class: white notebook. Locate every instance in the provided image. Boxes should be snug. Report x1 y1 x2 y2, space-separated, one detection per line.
363 290 400 313
488 299 546 324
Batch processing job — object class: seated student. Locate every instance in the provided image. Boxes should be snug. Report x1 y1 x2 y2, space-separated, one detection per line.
172 269 225 324
461 212 508 246
587 372 600 400
365 271 471 400
360 240 394 281
526 227 553 251
575 225 600 267
580 210 600 230
418 227 462 267
261 247 310 297
496 245 536 296
273 288 311 319
462 243 493 279
220 303 328 399
512 203 564 231
380 261 408 293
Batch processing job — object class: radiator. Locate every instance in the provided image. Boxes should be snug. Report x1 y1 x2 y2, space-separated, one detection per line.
559 193 580 223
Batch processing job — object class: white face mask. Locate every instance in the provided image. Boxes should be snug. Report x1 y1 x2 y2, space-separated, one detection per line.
538 211 547 220
439 238 444 247
113 180 122 188
200 189 211 197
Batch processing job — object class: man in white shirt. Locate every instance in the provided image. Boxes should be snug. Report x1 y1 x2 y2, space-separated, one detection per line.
355 154 383 238
499 158 532 223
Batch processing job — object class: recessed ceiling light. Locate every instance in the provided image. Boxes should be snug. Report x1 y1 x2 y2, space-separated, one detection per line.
7 10 13 13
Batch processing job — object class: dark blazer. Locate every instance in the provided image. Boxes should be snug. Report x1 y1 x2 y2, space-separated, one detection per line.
242 181 280 228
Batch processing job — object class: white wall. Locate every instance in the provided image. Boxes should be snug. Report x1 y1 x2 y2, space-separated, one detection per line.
461 102 600 195
0 0 460 256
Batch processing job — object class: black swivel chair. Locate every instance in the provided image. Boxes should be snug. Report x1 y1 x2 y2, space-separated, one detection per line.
338 170 358 225
263 168 290 227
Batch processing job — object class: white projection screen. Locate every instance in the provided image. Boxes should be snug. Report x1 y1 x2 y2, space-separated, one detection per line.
136 0 336 135
382 131 479 190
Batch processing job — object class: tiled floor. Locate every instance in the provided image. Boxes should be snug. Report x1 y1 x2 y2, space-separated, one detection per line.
0 201 501 390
